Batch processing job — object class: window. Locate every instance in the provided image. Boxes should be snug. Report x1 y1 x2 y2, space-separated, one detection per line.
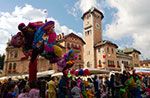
85 30 91 36
13 63 16 69
67 43 70 48
87 62 90 67
75 44 77 47
86 14 90 19
79 55 81 60
72 44 74 48
14 51 18 58
79 45 81 49
9 63 12 70
111 48 114 54
107 47 109 53
10 51 14 58
98 47 101 52
108 60 114 65
133 54 135 58
99 60 101 65
117 61 119 66
136 55 138 59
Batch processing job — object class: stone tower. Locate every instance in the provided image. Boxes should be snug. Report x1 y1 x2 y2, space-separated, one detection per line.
82 7 104 68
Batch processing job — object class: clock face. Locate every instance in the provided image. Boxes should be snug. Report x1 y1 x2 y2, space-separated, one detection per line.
96 23 100 29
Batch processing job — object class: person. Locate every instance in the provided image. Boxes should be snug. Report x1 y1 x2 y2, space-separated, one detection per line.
96 76 103 98
110 74 114 98
5 82 15 98
114 73 123 98
71 81 81 98
59 73 67 98
104 77 110 97
48 77 56 98
28 80 40 98
18 84 30 98
101 85 106 98
93 76 98 98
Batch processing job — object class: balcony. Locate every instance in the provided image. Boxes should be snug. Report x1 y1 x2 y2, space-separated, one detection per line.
108 65 116 67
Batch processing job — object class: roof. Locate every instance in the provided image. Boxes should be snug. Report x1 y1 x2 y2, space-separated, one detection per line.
123 48 141 54
81 7 104 19
57 33 86 44
94 40 118 48
143 59 150 63
116 49 125 55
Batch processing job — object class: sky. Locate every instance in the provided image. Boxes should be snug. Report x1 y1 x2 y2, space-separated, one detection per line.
0 0 150 60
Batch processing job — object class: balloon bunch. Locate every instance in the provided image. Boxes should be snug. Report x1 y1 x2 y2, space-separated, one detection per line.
57 50 77 72
10 21 63 63
75 69 90 76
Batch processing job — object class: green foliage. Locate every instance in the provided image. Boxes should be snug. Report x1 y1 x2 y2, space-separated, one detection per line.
0 54 5 69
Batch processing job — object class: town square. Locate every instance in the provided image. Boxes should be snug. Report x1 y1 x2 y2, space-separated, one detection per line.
0 0 150 98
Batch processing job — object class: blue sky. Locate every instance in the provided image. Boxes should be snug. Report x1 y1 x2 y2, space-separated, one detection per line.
0 0 150 60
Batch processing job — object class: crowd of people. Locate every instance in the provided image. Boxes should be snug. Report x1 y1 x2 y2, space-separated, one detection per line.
0 70 150 98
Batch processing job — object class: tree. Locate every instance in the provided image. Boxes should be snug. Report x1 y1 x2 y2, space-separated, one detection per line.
0 54 5 69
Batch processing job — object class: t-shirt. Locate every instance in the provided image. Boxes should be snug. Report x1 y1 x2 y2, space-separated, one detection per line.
71 86 81 98
28 88 40 98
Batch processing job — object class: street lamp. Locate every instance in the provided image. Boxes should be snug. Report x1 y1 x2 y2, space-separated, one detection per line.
44 10 47 23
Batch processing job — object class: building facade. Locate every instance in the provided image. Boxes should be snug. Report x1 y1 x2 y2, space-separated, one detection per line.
82 7 141 72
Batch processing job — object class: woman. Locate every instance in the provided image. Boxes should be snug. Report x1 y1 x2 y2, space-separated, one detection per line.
5 82 15 98
28 80 40 98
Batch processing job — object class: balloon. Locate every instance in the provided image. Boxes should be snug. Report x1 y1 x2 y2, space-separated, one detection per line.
75 71 79 76
11 32 23 48
70 68 76 75
53 45 63 57
41 21 54 35
57 59 66 72
48 32 57 44
31 21 44 30
84 69 90 76
78 69 84 75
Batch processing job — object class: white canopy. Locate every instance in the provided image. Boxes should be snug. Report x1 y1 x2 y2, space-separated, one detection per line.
0 70 55 80
37 70 55 78
51 72 63 77
83 67 110 74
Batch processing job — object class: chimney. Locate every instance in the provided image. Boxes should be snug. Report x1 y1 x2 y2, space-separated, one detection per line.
59 34 61 39
62 33 64 38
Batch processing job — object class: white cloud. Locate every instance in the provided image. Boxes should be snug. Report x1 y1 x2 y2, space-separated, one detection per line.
68 0 103 17
0 4 82 54
104 0 150 59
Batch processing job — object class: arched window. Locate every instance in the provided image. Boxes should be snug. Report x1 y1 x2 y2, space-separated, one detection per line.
13 63 16 69
107 47 109 53
9 63 12 70
14 51 18 58
87 61 90 67
99 60 101 65
111 48 114 54
67 43 70 48
72 44 74 48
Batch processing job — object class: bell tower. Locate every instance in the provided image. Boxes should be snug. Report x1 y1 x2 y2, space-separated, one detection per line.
82 7 104 68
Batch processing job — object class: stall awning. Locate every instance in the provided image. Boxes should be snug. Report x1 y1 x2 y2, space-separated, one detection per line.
83 67 110 74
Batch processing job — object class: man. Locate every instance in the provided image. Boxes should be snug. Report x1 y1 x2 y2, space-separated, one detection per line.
71 81 81 98
59 72 67 98
48 77 56 98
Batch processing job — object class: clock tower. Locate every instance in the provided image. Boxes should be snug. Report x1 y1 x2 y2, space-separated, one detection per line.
82 7 104 68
